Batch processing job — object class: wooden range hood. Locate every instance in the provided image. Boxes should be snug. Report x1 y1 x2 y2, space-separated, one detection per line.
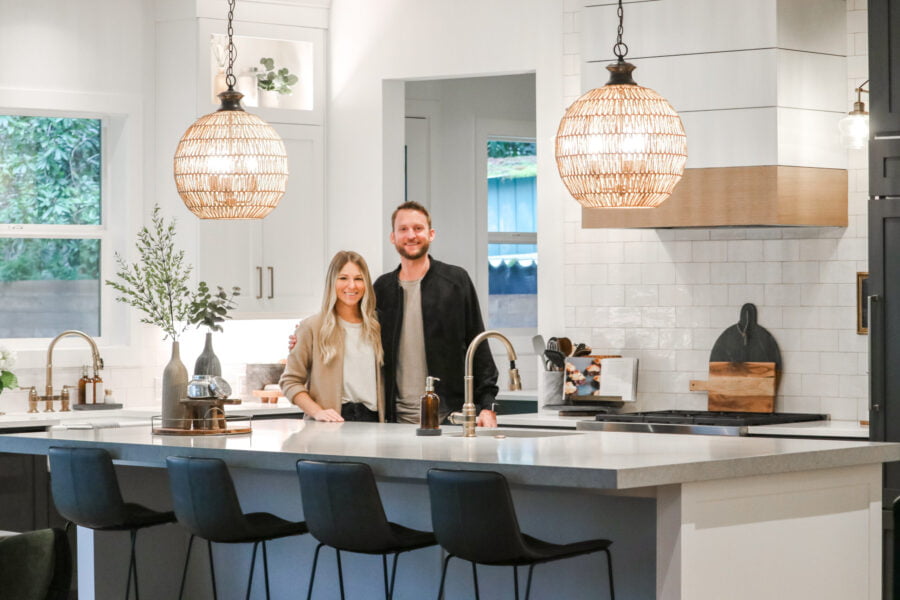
582 165 848 229
580 0 849 230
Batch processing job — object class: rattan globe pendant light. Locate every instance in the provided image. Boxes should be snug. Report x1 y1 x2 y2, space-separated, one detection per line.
173 0 288 219
555 0 687 208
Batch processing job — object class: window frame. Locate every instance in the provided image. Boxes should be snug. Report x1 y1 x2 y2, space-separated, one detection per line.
475 119 538 335
0 91 139 363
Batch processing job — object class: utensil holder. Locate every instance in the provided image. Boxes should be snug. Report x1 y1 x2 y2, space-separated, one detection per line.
538 370 564 410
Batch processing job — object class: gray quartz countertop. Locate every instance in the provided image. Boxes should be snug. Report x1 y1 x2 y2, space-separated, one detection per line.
0 420 896 491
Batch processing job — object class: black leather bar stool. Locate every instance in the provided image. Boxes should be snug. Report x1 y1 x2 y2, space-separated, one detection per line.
48 446 176 600
296 459 437 600
0 528 71 600
166 456 308 600
426 468 615 600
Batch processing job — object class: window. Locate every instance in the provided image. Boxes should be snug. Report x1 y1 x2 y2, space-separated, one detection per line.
486 139 536 329
0 114 103 338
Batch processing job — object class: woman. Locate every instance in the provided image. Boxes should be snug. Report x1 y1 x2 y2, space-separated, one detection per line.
279 251 384 422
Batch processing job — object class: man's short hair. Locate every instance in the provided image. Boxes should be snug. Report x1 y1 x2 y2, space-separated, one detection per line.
391 201 432 229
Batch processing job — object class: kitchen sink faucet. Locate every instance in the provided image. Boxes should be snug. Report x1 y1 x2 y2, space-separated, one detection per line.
450 330 522 437
43 330 104 412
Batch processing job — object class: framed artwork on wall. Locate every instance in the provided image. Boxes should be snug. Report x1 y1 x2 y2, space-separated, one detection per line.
857 272 869 335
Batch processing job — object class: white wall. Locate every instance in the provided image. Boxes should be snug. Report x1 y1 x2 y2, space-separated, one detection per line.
559 0 870 419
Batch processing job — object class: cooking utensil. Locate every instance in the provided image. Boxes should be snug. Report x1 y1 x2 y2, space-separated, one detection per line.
547 337 559 352
532 335 546 355
557 337 573 357
709 303 781 370
573 343 592 357
543 349 566 370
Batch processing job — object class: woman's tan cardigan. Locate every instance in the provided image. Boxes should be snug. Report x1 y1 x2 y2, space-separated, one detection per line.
279 312 384 422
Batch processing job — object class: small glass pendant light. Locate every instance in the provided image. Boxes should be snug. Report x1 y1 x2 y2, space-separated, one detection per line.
173 0 289 219
555 0 687 209
838 80 869 150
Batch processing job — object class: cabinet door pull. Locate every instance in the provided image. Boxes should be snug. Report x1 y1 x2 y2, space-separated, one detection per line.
256 266 263 299
868 294 880 413
267 266 275 299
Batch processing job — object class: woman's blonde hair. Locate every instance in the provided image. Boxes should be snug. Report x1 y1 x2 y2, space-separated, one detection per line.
317 251 383 365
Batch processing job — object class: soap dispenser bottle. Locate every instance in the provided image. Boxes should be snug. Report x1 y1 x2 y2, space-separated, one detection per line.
416 376 442 436
77 366 90 405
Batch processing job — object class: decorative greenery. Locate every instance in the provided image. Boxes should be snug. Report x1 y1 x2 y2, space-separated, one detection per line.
0 346 17 395
256 58 299 95
105 205 194 341
190 282 240 333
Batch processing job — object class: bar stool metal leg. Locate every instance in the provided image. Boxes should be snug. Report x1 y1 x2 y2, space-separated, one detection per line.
262 540 271 600
381 554 390 599
246 541 259 600
336 548 346 600
605 549 615 600
178 535 195 600
126 529 138 600
471 562 480 600
513 565 519 600
437 554 453 600
307 542 324 600
525 564 536 600
388 551 400 599
207 540 218 600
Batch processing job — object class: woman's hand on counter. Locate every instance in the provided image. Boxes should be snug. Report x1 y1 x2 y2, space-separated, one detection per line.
310 408 344 422
477 409 497 428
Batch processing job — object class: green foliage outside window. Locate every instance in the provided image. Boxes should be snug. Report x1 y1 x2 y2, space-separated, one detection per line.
0 115 102 282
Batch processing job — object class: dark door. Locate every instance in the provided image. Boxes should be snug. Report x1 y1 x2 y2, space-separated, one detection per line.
870 0 900 196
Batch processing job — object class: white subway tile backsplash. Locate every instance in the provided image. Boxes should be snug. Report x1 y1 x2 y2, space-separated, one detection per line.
607 307 641 327
821 352 859 375
836 236 867 261
819 260 856 284
565 284 592 306
624 285 659 306
623 242 659 263
838 330 868 353
591 284 625 306
727 284 765 306
674 229 710 241
847 9 868 33
800 283 840 307
574 263 608 283
765 284 804 307
659 240 693 263
802 373 842 398
590 327 626 351
763 240 800 261
782 262 820 283
607 263 642 284
691 328 718 350
708 307 737 328
691 284 728 306
574 306 608 328
659 284 694 306
625 328 659 349
639 349 677 371
674 262 711 284
589 243 625 263
782 307 822 329
820 396 857 421
746 228 783 240
778 373 805 396
746 262 782 283
675 349 708 373
642 307 677 328
710 263 746 284
778 329 839 352
692 241 728 262
780 351 820 373
798 238 839 260
726 240 763 262
710 229 747 241
658 328 693 349
779 396 823 415
641 263 676 284
675 306 710 328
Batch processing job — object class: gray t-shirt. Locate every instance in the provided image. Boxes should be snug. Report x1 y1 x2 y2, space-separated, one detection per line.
395 277 428 424
339 319 377 412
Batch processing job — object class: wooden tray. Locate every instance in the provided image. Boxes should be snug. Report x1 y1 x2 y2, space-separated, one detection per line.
150 415 252 436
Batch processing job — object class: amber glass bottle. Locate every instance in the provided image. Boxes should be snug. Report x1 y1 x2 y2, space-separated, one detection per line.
77 366 90 405
416 376 442 436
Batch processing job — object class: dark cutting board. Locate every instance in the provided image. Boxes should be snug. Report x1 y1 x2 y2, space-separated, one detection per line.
710 303 782 370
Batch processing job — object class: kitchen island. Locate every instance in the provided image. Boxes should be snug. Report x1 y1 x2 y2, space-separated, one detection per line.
0 420 895 599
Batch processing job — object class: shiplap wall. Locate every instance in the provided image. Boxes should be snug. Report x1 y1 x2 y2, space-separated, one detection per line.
560 0 870 420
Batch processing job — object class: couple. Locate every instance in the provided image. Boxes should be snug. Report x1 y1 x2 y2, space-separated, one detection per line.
280 201 499 427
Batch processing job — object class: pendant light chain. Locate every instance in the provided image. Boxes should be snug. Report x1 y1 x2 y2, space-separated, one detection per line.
613 0 628 61
225 0 237 89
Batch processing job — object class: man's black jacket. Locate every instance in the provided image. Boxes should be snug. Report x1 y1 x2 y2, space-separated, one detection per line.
374 257 499 422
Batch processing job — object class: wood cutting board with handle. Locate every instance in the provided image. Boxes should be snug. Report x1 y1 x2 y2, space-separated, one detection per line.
690 303 782 412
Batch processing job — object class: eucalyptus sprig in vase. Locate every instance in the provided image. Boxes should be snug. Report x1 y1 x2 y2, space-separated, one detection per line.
105 205 195 427
190 282 240 377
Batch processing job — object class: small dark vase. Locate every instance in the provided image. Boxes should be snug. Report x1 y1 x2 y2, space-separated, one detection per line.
194 332 222 377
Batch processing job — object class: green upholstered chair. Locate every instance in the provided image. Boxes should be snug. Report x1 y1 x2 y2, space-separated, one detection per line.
0 528 71 600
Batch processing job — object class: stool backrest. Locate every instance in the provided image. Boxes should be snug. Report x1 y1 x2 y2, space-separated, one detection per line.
296 460 395 553
48 447 127 528
426 468 528 564
166 456 254 543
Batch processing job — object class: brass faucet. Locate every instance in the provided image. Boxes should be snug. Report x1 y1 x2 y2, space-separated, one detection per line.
450 330 522 438
43 330 103 412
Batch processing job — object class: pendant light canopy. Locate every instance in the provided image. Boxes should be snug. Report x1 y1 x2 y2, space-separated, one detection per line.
555 0 687 209
838 80 869 150
173 0 288 220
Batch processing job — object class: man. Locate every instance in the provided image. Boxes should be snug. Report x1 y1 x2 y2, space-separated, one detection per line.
374 201 498 426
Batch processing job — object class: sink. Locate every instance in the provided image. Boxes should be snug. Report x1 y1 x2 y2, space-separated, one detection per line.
446 428 581 439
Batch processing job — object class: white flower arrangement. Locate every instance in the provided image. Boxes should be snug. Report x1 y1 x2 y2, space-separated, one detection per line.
0 346 18 394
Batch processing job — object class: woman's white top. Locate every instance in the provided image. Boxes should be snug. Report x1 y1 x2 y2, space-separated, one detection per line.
339 319 378 411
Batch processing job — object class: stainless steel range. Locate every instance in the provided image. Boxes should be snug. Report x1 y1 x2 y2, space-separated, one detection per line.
576 410 829 437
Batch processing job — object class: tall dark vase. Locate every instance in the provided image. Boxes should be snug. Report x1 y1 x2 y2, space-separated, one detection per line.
162 341 189 428
194 332 222 376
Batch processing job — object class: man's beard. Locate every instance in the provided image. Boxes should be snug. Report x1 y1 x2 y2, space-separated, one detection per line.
395 239 430 260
